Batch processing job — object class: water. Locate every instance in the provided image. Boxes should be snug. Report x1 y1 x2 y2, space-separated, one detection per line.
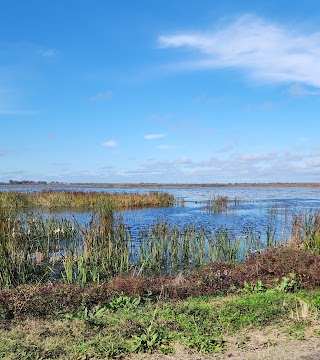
2 185 320 242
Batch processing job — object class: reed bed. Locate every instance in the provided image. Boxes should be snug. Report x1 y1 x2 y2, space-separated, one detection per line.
1 202 320 289
0 190 175 211
137 222 262 274
205 195 229 213
290 210 320 251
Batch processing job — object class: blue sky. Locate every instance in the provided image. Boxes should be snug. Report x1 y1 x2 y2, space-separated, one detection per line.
1 0 320 183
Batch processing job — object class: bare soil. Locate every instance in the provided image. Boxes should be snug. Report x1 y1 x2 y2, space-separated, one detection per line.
127 325 320 360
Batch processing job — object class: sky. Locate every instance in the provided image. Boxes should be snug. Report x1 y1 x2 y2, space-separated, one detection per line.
1 0 320 183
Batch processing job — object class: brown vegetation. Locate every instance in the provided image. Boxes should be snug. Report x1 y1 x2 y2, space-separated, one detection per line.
1 246 320 320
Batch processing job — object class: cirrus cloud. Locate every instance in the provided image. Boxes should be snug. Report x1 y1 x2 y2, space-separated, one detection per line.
103 140 117 147
89 91 113 101
144 134 167 140
159 14 320 88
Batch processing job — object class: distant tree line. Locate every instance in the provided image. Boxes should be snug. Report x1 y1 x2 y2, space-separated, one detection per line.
2 180 63 185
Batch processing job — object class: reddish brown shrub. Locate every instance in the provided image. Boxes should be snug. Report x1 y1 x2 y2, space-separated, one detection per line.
1 246 320 319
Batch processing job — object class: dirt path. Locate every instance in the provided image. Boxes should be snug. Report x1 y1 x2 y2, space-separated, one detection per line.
128 326 320 360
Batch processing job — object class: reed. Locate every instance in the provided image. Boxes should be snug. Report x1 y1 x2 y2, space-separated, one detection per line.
137 222 263 274
205 196 229 214
1 203 320 289
0 208 263 288
290 210 320 252
0 190 175 211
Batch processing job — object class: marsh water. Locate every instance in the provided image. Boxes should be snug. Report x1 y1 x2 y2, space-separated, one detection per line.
2 185 320 244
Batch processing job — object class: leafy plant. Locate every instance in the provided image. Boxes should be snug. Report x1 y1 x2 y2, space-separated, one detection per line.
66 304 106 327
242 279 266 294
277 273 298 293
107 294 141 311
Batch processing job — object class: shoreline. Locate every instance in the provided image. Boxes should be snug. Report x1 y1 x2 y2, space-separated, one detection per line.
1 182 320 188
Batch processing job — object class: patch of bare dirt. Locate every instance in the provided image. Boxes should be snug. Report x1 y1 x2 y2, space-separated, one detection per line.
127 325 320 360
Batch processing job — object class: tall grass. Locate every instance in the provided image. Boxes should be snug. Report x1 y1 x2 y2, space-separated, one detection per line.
0 190 175 211
205 196 229 214
290 210 320 252
137 221 264 274
1 202 320 289
0 209 262 287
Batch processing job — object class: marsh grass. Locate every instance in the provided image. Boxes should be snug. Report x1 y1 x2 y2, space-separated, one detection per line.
0 209 264 288
0 190 175 211
290 210 320 252
2 188 320 289
205 195 229 214
137 222 265 274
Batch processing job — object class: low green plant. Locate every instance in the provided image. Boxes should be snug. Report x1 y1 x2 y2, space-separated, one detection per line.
66 304 106 328
131 328 173 354
184 333 224 353
242 279 266 294
2 289 320 358
107 294 141 311
277 273 298 293
285 322 306 340
218 290 291 330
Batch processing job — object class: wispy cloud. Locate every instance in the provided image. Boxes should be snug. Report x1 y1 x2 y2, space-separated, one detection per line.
159 14 320 88
157 144 172 149
146 113 173 123
103 140 117 147
288 84 320 96
89 91 113 101
144 134 167 140
38 48 59 58
176 156 192 165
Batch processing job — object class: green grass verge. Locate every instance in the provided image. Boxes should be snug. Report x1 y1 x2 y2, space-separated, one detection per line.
1 288 319 359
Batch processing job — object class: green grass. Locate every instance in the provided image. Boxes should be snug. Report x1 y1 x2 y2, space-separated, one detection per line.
0 288 318 359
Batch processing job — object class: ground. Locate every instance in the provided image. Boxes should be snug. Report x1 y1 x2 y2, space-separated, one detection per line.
128 325 320 360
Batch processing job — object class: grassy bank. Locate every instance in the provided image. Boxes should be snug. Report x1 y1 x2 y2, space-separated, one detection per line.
1 218 320 358
1 268 320 358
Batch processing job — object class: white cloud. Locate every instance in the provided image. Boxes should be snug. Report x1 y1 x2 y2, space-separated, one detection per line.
38 48 59 58
159 14 320 88
103 140 117 147
288 84 320 96
89 91 113 101
176 156 192 165
157 144 171 149
144 134 167 140
233 152 277 163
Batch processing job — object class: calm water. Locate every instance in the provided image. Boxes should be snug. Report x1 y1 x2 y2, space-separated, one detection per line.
118 186 320 241
2 185 320 243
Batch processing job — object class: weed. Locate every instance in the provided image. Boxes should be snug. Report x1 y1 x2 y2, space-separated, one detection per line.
107 294 141 311
276 273 298 293
131 328 173 354
242 280 266 294
285 322 306 340
263 339 278 347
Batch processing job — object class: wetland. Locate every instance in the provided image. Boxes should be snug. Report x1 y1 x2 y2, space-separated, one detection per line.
1 184 320 359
